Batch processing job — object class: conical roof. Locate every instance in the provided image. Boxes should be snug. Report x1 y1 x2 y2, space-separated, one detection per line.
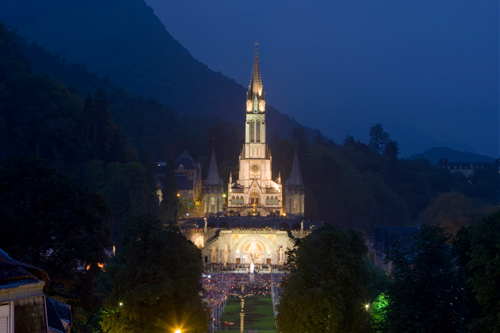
286 150 303 186
248 43 263 96
206 148 223 185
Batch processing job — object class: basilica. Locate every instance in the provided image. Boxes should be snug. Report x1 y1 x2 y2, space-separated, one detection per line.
180 45 314 267
206 45 305 218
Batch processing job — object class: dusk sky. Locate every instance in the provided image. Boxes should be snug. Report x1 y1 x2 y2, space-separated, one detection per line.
145 0 498 158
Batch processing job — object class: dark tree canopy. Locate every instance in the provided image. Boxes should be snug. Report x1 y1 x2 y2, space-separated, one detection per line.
368 123 390 154
386 225 465 332
0 156 111 304
160 158 181 224
276 225 370 332
454 210 500 332
102 215 209 333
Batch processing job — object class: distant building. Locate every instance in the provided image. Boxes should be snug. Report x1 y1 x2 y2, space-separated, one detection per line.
437 157 500 176
0 249 72 333
155 150 202 202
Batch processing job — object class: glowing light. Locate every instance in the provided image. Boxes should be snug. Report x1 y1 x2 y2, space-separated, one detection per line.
174 330 181 333
177 193 180 197
119 302 123 307
365 303 370 311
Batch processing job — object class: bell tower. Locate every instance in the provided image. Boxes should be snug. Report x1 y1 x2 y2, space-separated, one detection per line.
227 44 282 216
244 43 267 155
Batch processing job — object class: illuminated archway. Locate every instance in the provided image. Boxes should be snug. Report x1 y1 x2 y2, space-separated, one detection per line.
193 236 204 248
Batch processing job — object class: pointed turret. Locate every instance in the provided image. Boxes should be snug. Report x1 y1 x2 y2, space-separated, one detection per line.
206 148 223 185
285 150 305 216
246 43 265 113
204 149 224 214
286 150 303 186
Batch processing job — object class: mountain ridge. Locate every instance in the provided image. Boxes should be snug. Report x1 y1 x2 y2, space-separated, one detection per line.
0 0 314 143
408 147 497 165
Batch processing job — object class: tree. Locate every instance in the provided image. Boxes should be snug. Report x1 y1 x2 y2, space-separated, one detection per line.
161 158 181 224
276 225 370 332
462 166 500 203
368 123 390 154
383 139 399 159
385 225 465 332
93 90 119 161
0 156 111 307
454 210 500 332
77 159 161 243
102 215 209 332
419 192 493 238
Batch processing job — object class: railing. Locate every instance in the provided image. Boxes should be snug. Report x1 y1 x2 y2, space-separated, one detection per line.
227 228 286 234
204 229 220 247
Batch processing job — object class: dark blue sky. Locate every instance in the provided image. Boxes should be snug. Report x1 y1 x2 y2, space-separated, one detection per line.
145 0 499 158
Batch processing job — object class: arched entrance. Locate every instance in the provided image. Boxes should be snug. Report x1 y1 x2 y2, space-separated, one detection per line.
234 236 273 265
250 191 260 205
243 240 264 264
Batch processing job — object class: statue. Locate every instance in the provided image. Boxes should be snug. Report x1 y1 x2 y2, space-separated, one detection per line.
279 246 284 264
250 262 254 274
223 245 229 266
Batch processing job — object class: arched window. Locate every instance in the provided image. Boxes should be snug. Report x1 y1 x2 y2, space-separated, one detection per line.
250 120 255 142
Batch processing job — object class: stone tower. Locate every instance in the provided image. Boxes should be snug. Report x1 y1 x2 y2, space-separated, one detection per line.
204 148 224 214
285 150 305 216
227 44 283 216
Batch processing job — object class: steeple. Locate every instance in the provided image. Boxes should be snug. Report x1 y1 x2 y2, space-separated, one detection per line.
249 44 263 95
285 149 305 216
286 150 303 186
246 43 265 113
206 148 223 185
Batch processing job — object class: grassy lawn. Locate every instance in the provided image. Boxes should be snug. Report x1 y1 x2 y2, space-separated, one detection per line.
218 297 275 332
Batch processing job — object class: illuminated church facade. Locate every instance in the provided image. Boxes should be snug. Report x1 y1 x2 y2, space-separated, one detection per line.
226 45 290 217
181 45 314 267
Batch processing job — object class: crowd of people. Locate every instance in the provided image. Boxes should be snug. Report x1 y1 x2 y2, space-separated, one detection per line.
203 262 288 273
201 272 286 331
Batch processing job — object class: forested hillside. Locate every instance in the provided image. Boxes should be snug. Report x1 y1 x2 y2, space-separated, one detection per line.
0 0 311 143
0 22 160 236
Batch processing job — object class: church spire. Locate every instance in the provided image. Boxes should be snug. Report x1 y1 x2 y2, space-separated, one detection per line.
249 43 263 95
246 43 265 113
206 148 223 185
286 150 303 186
